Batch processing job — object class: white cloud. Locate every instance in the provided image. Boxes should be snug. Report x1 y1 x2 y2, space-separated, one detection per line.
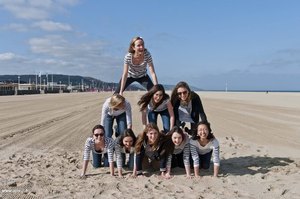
1 23 29 32
32 20 72 31
0 52 17 60
0 0 80 20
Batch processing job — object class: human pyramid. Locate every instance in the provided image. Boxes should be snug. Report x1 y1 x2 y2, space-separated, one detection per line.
80 37 220 179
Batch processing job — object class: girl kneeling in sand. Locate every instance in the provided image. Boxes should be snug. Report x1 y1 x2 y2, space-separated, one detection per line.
132 123 172 178
137 84 174 133
81 125 115 178
190 121 220 177
163 126 192 179
170 81 207 135
114 129 137 177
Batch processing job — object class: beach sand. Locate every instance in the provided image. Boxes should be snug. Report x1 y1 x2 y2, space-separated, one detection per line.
0 91 299 199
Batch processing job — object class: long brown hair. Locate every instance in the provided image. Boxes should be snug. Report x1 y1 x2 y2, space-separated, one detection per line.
137 84 169 111
135 123 162 153
118 129 137 147
170 81 192 106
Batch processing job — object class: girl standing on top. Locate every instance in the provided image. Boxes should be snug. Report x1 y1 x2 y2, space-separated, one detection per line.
115 36 158 95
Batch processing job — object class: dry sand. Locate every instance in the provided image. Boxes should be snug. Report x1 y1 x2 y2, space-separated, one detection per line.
0 91 299 199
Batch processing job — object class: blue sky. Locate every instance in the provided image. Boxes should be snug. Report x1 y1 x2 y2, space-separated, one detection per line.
0 0 300 90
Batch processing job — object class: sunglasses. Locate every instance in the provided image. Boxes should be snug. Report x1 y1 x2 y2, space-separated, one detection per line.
94 133 104 137
177 90 188 96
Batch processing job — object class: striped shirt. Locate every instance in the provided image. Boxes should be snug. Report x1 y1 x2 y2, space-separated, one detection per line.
100 97 132 127
167 133 191 168
190 138 220 166
124 50 153 78
114 137 135 169
148 99 169 112
83 137 115 163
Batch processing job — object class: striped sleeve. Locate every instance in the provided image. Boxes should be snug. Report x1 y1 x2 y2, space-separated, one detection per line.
183 142 191 166
124 53 131 65
83 137 93 161
114 137 123 169
125 100 132 126
190 140 200 167
145 50 153 64
166 154 172 169
211 139 220 166
105 137 115 163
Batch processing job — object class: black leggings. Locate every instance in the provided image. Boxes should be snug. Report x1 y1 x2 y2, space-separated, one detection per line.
114 74 154 94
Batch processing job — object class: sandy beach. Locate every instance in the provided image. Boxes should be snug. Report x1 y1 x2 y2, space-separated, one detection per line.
0 91 299 199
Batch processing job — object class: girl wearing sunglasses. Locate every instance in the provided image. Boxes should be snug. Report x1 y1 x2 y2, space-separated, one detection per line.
170 81 207 135
81 124 115 178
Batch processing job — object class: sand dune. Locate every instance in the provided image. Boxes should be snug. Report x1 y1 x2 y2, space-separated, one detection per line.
0 91 299 199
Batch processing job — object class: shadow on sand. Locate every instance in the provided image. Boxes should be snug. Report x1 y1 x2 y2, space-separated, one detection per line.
220 156 294 176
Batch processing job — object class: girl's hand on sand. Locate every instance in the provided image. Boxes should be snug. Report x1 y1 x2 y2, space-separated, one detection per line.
79 174 86 179
162 172 172 179
186 175 193 179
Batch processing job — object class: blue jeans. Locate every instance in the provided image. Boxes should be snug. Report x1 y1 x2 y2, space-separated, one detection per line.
121 153 134 169
193 151 213 169
104 112 127 138
148 109 170 133
92 151 109 168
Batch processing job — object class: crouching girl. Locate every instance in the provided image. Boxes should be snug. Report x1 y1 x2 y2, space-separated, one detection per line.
132 123 172 177
164 126 191 178
115 129 137 177
80 125 115 177
190 121 220 177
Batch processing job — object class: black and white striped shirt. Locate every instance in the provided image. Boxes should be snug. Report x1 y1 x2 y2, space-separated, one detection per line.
83 137 115 163
190 138 220 166
124 50 153 78
167 133 191 168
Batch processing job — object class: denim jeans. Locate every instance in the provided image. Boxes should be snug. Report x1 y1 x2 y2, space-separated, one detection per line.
92 151 109 168
190 150 213 169
104 112 127 138
121 153 134 169
148 109 170 133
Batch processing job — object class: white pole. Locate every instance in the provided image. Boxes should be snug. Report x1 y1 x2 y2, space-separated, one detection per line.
18 75 20 90
35 73 37 90
51 74 53 90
